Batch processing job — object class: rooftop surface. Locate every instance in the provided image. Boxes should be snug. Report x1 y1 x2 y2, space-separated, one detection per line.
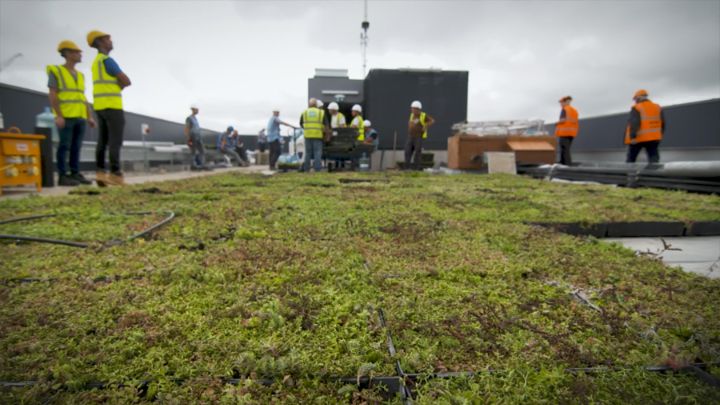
1 172 719 402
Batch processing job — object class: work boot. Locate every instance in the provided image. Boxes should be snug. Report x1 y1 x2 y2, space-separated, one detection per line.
58 175 80 187
70 172 92 185
106 172 126 186
96 171 108 187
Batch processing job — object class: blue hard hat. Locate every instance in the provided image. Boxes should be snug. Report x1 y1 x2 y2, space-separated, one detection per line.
227 126 234 132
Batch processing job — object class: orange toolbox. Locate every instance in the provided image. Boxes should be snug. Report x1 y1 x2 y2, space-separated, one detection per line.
0 129 46 195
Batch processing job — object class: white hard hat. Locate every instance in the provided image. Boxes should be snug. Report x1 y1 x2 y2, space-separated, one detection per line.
363 120 371 127
411 100 422 109
190 104 199 109
328 102 339 110
352 104 362 112
316 100 324 108
272 107 280 112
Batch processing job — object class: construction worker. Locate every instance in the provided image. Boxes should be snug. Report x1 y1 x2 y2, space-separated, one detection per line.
47 40 96 186
406 100 434 170
300 98 327 172
555 96 579 165
267 108 297 170
87 30 131 186
363 120 379 147
185 105 209 170
350 104 365 141
217 126 245 166
625 90 665 163
328 102 346 129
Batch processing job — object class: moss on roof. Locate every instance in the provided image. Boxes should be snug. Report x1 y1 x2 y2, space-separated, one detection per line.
1 172 719 403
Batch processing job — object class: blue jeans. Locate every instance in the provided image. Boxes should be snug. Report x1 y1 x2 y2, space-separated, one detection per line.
57 118 86 175
303 138 323 172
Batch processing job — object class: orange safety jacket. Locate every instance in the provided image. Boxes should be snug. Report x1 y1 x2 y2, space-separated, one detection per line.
625 100 663 144
555 105 579 138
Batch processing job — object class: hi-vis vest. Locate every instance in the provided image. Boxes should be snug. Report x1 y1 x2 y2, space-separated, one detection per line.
302 107 325 139
331 112 346 128
46 65 87 119
409 112 428 139
353 115 365 141
625 100 663 144
555 105 578 138
91 53 123 110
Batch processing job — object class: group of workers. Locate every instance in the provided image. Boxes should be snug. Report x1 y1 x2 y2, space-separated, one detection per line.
555 90 665 165
267 98 432 172
46 29 665 184
47 30 130 187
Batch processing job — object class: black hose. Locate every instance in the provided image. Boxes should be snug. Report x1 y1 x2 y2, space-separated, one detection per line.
0 210 175 248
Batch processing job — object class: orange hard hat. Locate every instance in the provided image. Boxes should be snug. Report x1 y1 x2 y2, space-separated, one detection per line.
633 89 648 98
86 30 110 47
57 40 81 52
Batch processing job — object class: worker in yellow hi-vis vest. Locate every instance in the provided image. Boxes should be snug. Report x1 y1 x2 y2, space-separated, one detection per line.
300 98 328 172
406 100 434 170
47 40 96 187
87 30 132 186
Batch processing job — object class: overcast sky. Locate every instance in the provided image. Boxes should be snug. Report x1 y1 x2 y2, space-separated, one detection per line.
1 0 719 135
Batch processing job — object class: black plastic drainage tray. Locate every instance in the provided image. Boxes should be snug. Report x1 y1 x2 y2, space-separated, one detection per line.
530 221 720 237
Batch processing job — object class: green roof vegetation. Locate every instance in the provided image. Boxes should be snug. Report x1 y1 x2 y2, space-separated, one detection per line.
1 172 719 403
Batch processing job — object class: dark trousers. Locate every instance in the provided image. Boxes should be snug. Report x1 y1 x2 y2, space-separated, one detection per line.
95 109 125 174
626 141 660 163
558 136 573 165
269 140 281 169
404 136 423 170
234 146 249 164
189 134 205 168
57 118 86 175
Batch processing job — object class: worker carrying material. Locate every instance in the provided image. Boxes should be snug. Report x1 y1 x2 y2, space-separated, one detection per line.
350 104 365 141
328 102 346 129
87 30 131 186
625 89 665 163
406 100 434 170
555 95 579 166
300 98 327 172
46 40 96 186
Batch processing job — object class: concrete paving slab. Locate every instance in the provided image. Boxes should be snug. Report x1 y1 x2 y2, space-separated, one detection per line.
604 236 720 279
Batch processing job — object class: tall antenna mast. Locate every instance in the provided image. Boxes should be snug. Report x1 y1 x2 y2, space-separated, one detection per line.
361 0 369 77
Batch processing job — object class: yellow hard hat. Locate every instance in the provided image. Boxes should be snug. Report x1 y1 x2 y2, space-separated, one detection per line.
57 40 81 52
633 89 648 98
86 30 110 47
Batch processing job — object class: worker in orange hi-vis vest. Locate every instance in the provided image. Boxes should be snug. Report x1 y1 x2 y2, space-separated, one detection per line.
625 89 665 163
554 95 578 165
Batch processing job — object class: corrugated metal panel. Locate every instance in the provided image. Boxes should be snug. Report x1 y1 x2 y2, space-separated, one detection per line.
364 69 468 150
546 98 720 151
